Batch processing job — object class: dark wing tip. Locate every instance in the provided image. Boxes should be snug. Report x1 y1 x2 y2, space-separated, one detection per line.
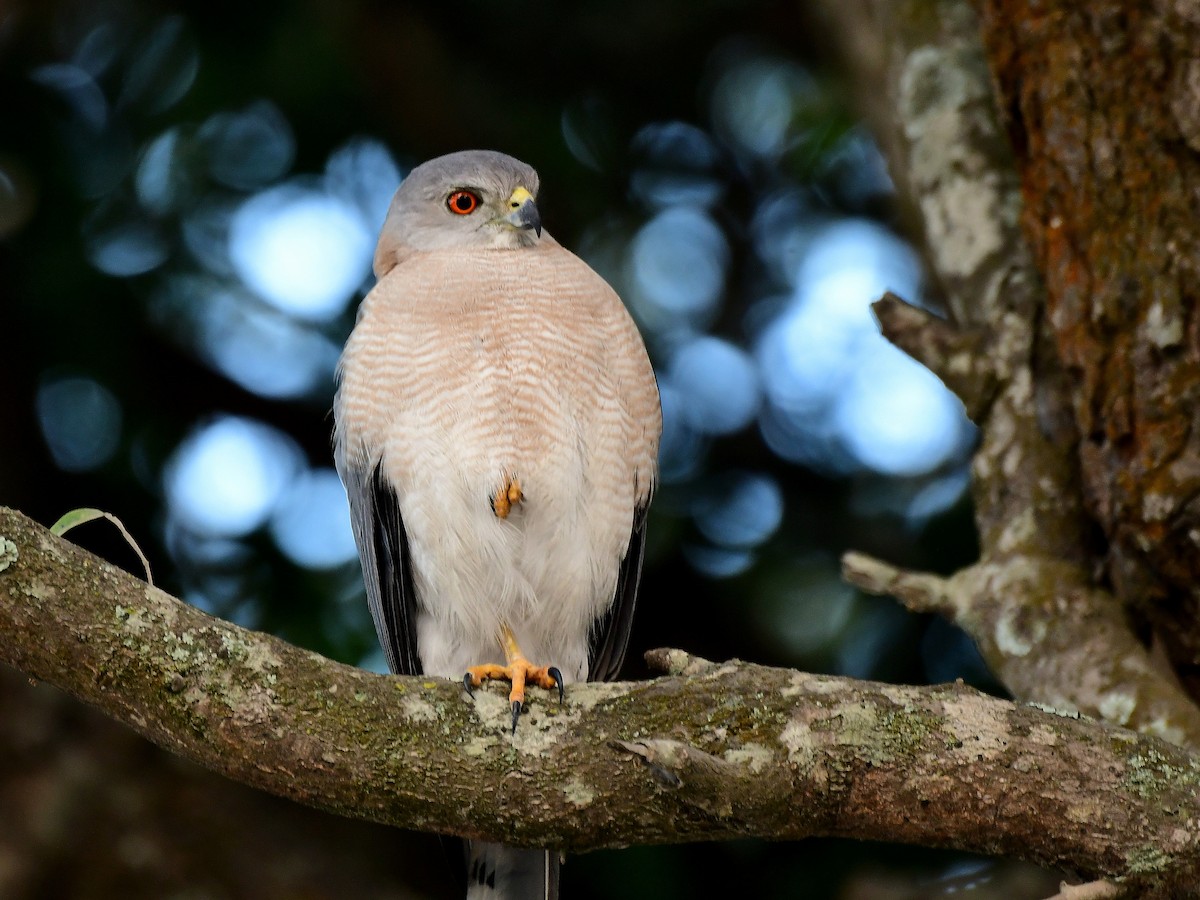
587 501 650 683
369 463 423 676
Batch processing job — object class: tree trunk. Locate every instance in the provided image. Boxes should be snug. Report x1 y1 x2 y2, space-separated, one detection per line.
814 0 1200 745
980 0 1200 691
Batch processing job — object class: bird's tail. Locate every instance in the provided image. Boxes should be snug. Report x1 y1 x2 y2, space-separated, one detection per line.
465 842 559 900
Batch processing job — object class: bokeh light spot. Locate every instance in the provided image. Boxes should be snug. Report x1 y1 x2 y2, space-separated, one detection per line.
174 280 341 399
84 212 168 276
711 56 811 158
683 544 755 579
752 218 960 475
324 137 402 234
36 376 123 472
32 63 108 130
0 156 38 238
692 471 784 549
669 335 760 435
629 121 724 207
755 557 858 659
629 206 728 331
836 340 970 476
165 417 302 537
270 468 358 569
561 92 618 173
656 383 708 484
117 15 198 115
201 100 295 191
136 127 192 216
229 184 373 321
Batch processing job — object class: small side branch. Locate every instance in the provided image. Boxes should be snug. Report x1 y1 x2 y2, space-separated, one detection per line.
841 550 953 616
871 293 998 420
842 549 1200 750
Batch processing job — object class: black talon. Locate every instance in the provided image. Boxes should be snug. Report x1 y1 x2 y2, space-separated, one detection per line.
510 699 522 734
548 667 564 704
463 673 475 698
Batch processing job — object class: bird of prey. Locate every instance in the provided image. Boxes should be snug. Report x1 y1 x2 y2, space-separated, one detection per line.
333 150 661 899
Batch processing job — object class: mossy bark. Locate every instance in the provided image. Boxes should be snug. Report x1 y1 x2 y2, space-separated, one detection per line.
4 506 1200 893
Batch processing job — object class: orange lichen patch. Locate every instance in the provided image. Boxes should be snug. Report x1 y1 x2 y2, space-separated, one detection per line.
980 0 1200 678
491 476 523 519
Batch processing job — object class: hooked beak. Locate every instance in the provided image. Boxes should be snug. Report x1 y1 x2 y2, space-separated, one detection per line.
504 186 542 237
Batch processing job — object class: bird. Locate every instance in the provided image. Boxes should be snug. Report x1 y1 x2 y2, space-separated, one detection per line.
332 150 661 900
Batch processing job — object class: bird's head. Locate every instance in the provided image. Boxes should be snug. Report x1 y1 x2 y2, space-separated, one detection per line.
373 150 545 277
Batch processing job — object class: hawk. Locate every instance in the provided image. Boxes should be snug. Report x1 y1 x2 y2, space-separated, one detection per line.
333 150 661 899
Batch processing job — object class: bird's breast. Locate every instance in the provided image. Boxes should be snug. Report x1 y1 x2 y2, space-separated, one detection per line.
341 253 632 515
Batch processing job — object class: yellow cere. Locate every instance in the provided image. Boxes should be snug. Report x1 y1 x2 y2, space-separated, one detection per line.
507 186 534 209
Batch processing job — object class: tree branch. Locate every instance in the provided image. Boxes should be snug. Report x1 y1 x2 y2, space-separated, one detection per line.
842 551 1200 748
870 292 998 421
2 505 1200 895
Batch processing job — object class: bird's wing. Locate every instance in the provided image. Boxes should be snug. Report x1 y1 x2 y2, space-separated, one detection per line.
570 248 659 685
339 457 423 676
587 499 650 684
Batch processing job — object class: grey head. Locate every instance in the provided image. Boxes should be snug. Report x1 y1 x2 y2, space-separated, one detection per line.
373 150 545 276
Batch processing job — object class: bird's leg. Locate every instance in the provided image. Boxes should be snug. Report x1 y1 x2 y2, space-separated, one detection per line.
490 476 523 519
463 624 563 733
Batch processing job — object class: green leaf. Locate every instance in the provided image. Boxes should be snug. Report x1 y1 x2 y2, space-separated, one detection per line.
50 508 154 586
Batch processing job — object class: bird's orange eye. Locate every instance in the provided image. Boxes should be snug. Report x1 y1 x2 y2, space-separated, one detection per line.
447 190 480 215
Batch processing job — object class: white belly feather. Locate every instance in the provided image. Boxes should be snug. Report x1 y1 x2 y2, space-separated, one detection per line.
387 415 624 682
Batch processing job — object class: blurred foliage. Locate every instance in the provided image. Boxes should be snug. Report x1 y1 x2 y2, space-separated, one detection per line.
0 0 1038 897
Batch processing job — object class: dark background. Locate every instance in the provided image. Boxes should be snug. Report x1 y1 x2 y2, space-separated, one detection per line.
0 1 1053 896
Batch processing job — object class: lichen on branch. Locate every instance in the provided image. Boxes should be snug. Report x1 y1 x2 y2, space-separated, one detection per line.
2 505 1200 895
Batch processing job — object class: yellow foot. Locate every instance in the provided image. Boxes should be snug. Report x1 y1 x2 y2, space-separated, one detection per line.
463 626 563 733
491 476 523 519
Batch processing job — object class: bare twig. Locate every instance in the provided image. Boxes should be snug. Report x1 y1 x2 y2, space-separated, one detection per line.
870 293 998 420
